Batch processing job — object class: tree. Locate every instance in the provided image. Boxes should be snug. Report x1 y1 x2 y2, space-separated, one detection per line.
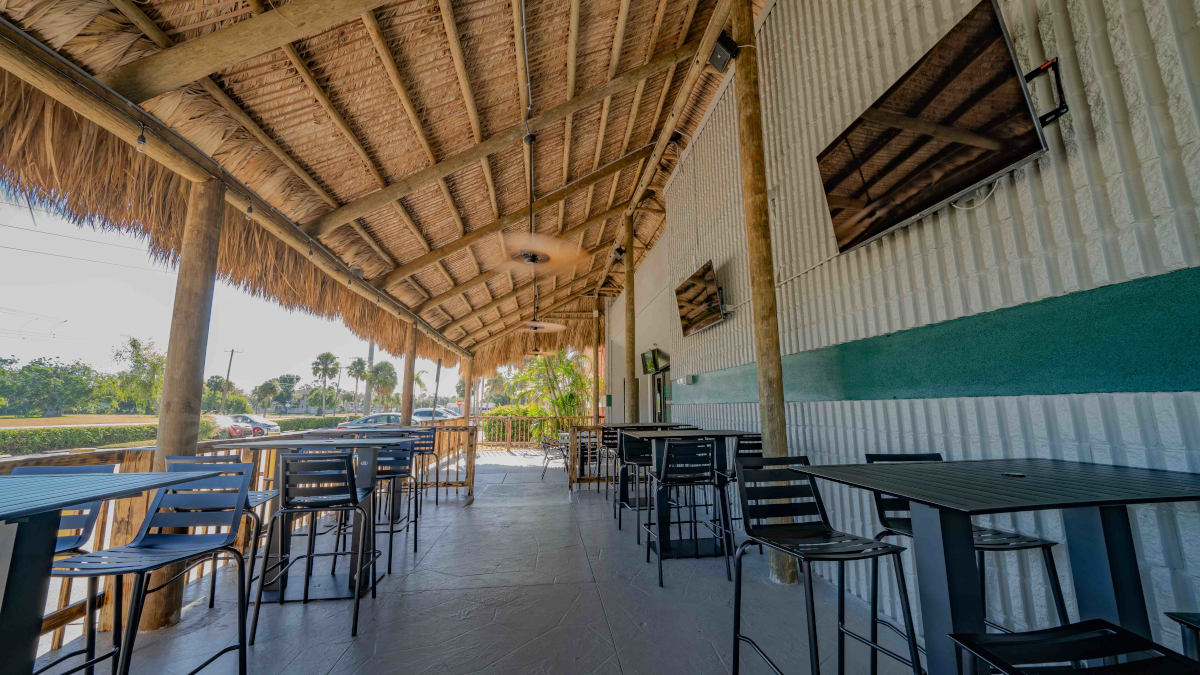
274 374 301 413
368 362 398 411
347 357 367 413
413 368 429 392
205 375 228 393
509 349 591 418
112 338 166 414
482 369 513 407
311 352 340 415
0 357 96 416
253 380 279 413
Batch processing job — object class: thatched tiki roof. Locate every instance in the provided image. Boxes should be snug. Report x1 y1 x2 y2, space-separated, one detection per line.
0 0 761 373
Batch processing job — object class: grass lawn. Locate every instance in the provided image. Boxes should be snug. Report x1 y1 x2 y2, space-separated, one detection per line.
0 414 159 429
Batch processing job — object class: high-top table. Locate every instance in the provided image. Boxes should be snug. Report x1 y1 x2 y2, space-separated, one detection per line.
795 458 1200 674
603 423 693 514
215 437 416 601
623 429 752 559
0 471 218 675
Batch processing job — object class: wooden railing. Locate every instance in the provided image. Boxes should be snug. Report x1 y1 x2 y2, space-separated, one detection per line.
415 422 478 498
443 415 601 451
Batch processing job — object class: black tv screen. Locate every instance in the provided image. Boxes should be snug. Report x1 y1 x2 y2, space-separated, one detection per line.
817 0 1047 252
675 261 724 337
641 349 664 375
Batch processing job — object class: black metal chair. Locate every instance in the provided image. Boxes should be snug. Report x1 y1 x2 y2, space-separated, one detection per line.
732 455 920 675
643 439 724 586
1166 612 1200 660
51 463 253 675
539 436 567 479
617 434 654 544
250 452 377 642
865 452 1069 634
601 428 622 505
376 444 417 565
165 455 277 602
408 427 439 506
14 464 115 675
950 618 1200 673
715 434 763 543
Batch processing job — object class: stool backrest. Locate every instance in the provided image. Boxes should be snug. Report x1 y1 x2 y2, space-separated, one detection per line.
864 453 943 535
407 428 436 454
660 439 715 484
12 464 117 552
377 445 413 476
735 455 830 538
278 452 357 508
600 428 619 449
620 434 652 463
134 463 252 547
734 434 763 458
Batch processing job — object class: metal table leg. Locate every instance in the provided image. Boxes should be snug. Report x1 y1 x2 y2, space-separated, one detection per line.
1062 505 1151 637
910 503 984 675
0 512 59 675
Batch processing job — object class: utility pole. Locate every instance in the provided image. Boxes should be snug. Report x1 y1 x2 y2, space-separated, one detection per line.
219 348 241 414
362 340 375 414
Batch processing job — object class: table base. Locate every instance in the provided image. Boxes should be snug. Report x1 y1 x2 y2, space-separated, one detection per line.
649 536 724 559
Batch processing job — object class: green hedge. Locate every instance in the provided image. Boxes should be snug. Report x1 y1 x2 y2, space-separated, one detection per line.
0 424 158 456
276 415 355 432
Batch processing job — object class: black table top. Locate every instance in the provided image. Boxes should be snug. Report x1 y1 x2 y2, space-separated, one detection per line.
214 437 417 449
797 458 1200 515
623 429 749 440
0 471 219 521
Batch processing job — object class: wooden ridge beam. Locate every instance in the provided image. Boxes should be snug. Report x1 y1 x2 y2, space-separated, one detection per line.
374 149 649 289
99 0 390 102
0 18 469 359
860 108 1003 151
307 41 699 235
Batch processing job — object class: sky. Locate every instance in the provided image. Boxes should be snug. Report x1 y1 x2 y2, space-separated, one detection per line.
0 198 461 399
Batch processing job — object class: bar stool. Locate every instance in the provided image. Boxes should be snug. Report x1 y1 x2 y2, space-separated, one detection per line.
731 455 920 675
865 453 1069 634
250 452 377 642
1166 612 1200 660
165 455 277 601
51 463 253 675
408 428 438 506
375 444 417 568
617 434 654 543
950 618 1200 673
602 428 622 507
643 439 724 586
14 464 115 675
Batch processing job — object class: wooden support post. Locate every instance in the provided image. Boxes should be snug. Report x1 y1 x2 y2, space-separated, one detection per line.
623 215 639 422
732 0 795 585
461 358 473 420
400 329 417 425
592 296 602 425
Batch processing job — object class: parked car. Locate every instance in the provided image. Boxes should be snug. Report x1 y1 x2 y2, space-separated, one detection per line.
210 414 254 439
412 408 460 422
229 414 280 436
338 413 405 429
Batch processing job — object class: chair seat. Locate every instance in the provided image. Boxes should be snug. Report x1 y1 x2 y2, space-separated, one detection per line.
287 487 373 509
53 535 231 577
247 490 277 509
885 521 1057 551
950 618 1200 674
750 524 906 562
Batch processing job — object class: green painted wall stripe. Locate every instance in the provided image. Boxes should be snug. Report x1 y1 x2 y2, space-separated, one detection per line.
672 267 1200 405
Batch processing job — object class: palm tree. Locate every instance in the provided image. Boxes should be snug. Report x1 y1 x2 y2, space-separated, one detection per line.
413 368 429 392
347 357 367 412
311 352 340 415
369 362 398 411
253 379 279 413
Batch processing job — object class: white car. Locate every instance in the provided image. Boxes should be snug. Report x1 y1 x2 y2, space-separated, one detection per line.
229 414 280 436
412 408 460 422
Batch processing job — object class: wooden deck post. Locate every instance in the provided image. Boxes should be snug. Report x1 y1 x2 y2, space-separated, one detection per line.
400 328 417 425
623 214 639 423
461 358 473 420
732 0 796 585
592 296 602 425
147 178 226 627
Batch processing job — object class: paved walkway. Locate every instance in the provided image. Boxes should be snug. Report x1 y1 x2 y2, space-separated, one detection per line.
39 452 915 674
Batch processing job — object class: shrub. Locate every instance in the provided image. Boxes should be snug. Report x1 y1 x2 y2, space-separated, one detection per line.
480 404 553 442
0 424 158 456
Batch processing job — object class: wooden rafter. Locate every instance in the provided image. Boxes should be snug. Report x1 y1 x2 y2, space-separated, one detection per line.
307 41 699 236
555 0 581 237
467 273 601 349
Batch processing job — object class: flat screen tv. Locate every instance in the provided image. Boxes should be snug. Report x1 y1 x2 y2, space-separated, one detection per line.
675 260 725 337
641 348 668 375
817 0 1049 253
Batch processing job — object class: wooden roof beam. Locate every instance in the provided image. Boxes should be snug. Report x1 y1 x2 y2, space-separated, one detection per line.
555 0 581 236
306 40 699 235
468 275 601 349
860 108 1004 151
375 147 649 289
99 0 393 102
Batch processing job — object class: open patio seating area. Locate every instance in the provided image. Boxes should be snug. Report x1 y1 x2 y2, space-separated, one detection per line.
4 0 1200 672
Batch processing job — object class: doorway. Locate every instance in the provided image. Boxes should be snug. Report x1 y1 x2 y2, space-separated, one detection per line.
651 368 670 422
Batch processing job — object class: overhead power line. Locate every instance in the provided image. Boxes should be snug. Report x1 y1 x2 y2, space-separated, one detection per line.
0 244 173 274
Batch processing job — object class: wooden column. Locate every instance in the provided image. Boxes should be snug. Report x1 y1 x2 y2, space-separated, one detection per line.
623 214 639 423
147 178 225 628
732 0 795 585
592 296 602 425
461 358 473 420
400 328 417 425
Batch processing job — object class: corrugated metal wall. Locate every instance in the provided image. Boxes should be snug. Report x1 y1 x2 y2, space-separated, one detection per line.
608 0 1200 647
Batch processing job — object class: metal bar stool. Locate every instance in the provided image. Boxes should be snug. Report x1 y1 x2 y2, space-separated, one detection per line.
950 618 1200 673
250 452 377 642
616 434 654 544
731 455 920 675
14 464 115 675
375 445 417 565
866 453 1069 638
408 428 438 507
643 439 724 586
51 463 253 675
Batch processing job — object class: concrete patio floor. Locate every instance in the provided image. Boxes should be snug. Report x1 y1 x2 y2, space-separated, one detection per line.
38 452 916 674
